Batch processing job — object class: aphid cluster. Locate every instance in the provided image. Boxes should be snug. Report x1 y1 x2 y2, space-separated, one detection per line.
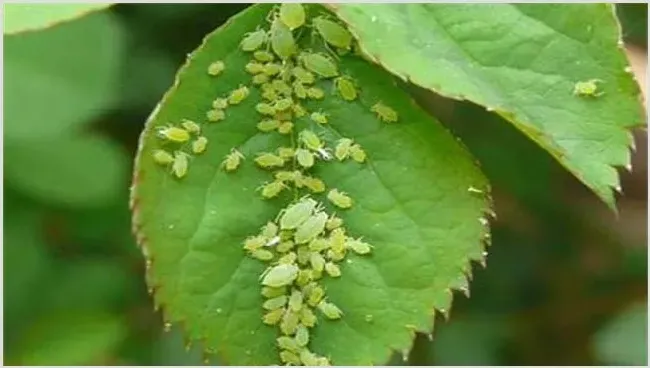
151 120 210 178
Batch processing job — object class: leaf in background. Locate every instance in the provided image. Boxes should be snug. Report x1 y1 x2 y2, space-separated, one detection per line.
3 3 113 34
4 11 124 140
593 302 648 365
333 4 645 209
131 4 490 365
4 135 128 208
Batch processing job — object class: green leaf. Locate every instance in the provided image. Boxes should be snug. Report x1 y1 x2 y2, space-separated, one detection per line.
4 11 124 140
132 4 490 365
332 4 645 210
3 3 113 35
593 303 648 365
5 135 128 208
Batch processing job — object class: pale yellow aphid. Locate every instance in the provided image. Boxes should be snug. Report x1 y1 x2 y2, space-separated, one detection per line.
292 103 307 117
279 350 301 365
171 151 190 179
309 252 326 272
293 81 307 99
243 235 266 251
262 62 282 76
158 125 190 143
573 79 604 97
288 290 303 312
263 308 285 325
257 119 280 132
302 176 325 193
279 3 306 30
310 111 328 125
270 17 296 60
280 309 300 335
192 136 208 154
254 152 285 169
294 212 328 244
262 295 288 310
252 73 269 85
207 60 225 76
295 324 309 347
325 215 343 231
308 237 330 252
261 221 278 239
251 248 274 261
260 180 286 198
275 109 292 121
349 144 367 163
253 50 275 62
330 228 346 253
295 148 314 168
300 307 317 327
328 189 353 209
256 102 276 116
274 98 293 112
306 285 325 307
206 109 226 122
240 29 267 52
152 149 174 165
277 147 295 160
221 148 245 172
292 66 315 84
278 252 297 265
262 286 286 298
271 79 293 96
228 85 250 105
335 76 358 101
181 119 201 134
325 262 341 277
295 269 312 286
277 240 295 253
245 61 264 75
306 87 325 100
335 138 353 160
262 263 299 287
317 300 343 319
347 238 373 255
212 98 228 109
327 248 346 262
277 336 300 353
371 101 399 123
277 121 294 135
296 246 311 265
299 129 323 151
299 349 319 366
261 88 278 102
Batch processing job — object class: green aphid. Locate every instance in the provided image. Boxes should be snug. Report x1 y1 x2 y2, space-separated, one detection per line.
212 97 229 109
207 60 225 76
261 264 299 287
296 148 314 168
306 86 325 100
300 307 317 327
243 235 266 252
277 336 300 353
573 79 604 97
252 73 269 85
221 148 245 172
275 109 293 121
371 101 399 123
299 52 338 78
347 238 373 255
250 248 274 261
240 29 267 52
279 350 301 365
257 119 280 132
350 144 367 163
276 148 295 161
325 215 343 231
312 268 323 281
254 152 285 168
228 85 250 105
171 151 190 179
262 307 285 325
302 176 326 193
296 246 311 265
271 79 293 96
191 136 208 154
309 252 326 273
327 189 353 209
260 180 286 199
327 249 346 262
295 269 313 286
293 81 307 99
329 228 346 254
310 111 328 125
262 62 282 76
181 119 201 134
292 103 307 117
325 262 341 277
306 285 325 307
278 251 297 265
255 102 276 116
274 98 293 112
308 237 330 252
279 3 306 30
153 149 174 166
262 295 288 310
317 300 343 319
295 324 309 347
253 50 275 62
335 76 358 101
270 17 296 60
294 212 328 244
300 350 319 366
261 87 278 101
277 240 295 253
158 125 190 143
261 286 287 299
279 197 318 230
261 221 278 239
280 309 300 335
292 66 315 84
316 357 331 366
277 121 294 135
313 16 353 50
299 129 324 151
288 290 303 312
245 61 264 75
334 138 353 161
206 109 225 122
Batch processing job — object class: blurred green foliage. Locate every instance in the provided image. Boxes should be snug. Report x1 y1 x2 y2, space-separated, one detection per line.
3 4 647 365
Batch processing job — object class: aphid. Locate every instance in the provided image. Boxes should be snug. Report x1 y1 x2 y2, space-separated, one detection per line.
327 249 346 262
261 264 299 287
254 152 285 169
306 87 325 100
292 103 307 117
334 76 358 101
300 307 317 327
206 109 226 122
181 119 201 134
316 357 331 366
313 16 353 49
257 119 280 132
279 197 318 230
371 101 399 123
261 221 278 239
277 148 295 160
171 152 190 179
325 262 341 277
277 252 297 265
271 79 293 96
245 61 264 75
255 102 276 116
277 240 295 253
240 29 267 52
228 85 250 105
295 324 309 347
262 295 288 310
288 290 303 312
253 50 274 62
296 246 311 265
292 66 315 84
262 62 282 76
191 136 208 154
277 336 300 353
221 149 245 172
261 87 278 101
243 235 266 251
325 215 343 230
293 81 307 99
295 269 313 286
274 98 293 112
277 121 294 135
327 189 353 209
263 308 285 325
296 148 315 168
329 228 346 253
275 109 293 121
347 238 372 255
252 73 269 85
299 52 338 78
207 60 225 76
365 314 374 323
317 300 343 319
309 252 326 272
306 285 325 307
303 176 325 193
279 3 306 30
299 350 319 366
152 150 174 165
280 309 300 335
279 350 301 365
350 144 366 163
270 18 296 60
310 111 328 125
294 212 328 244
308 237 330 252
251 249 274 261
299 129 323 151
260 180 286 198
573 79 604 97
212 98 228 109
157 125 190 143
261 286 287 298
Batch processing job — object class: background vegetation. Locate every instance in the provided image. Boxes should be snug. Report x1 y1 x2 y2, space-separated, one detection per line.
4 4 647 365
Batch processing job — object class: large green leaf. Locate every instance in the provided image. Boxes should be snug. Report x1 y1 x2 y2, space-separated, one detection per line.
3 3 113 34
332 4 645 210
131 4 490 365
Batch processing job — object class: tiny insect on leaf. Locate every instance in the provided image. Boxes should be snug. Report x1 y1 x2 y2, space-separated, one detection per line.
206 109 226 122
310 111 328 125
191 136 208 154
207 60 225 76
211 98 229 109
253 50 275 62
152 150 174 165
241 29 267 52
262 295 288 310
294 212 328 244
296 148 315 168
270 17 296 60
263 308 285 325
171 152 189 178
261 264 299 288
158 126 191 143
254 153 285 169
327 189 353 209
257 119 280 132
313 16 353 50
300 52 338 78
279 3 306 30
295 324 309 347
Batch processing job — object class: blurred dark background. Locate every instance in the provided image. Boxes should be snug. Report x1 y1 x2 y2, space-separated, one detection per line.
3 4 647 365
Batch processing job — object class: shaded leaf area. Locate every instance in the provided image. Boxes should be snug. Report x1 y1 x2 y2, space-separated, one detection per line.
3 3 113 34
593 302 648 365
333 4 645 209
132 4 490 365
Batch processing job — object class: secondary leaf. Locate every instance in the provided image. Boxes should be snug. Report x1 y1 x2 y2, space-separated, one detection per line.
3 3 113 34
131 4 490 365
332 4 645 209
